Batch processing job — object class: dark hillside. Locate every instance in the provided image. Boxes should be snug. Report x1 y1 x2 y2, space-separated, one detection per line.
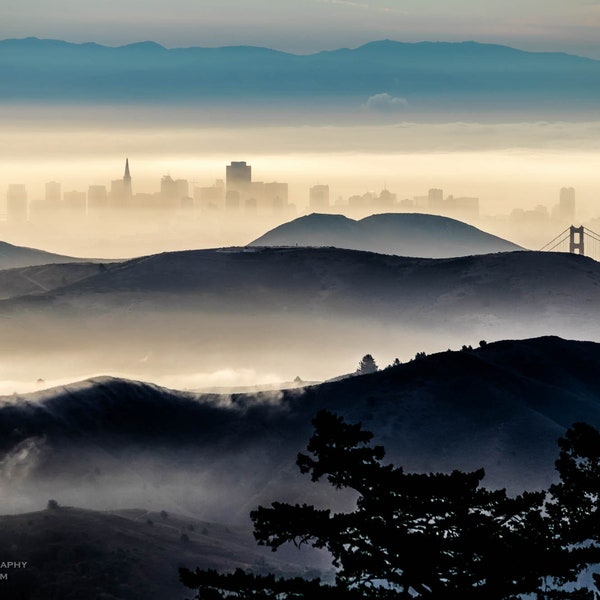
0 506 327 600
1 337 600 520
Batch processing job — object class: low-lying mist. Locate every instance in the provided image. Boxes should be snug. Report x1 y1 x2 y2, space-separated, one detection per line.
0 311 453 394
1 247 599 393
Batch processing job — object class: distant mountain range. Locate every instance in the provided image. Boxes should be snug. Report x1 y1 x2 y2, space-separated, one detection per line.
2 37 599 112
2 336 600 523
249 213 522 258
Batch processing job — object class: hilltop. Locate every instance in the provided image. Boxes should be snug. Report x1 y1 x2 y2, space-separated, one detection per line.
249 213 522 258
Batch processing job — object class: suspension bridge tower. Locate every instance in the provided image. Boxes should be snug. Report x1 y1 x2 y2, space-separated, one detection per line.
541 225 600 261
569 225 585 255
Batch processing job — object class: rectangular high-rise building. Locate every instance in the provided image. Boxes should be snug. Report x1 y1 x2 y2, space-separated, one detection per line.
559 187 575 221
427 188 444 211
226 161 251 195
7 184 27 222
160 176 189 209
265 182 288 210
88 185 108 212
194 180 225 210
45 181 61 204
309 185 330 210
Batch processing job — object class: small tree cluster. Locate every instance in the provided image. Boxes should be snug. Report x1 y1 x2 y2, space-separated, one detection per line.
181 412 600 599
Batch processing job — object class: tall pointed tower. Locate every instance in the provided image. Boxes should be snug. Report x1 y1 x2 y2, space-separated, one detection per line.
123 158 132 199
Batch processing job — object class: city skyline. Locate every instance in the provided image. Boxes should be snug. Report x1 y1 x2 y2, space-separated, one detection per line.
2 157 588 258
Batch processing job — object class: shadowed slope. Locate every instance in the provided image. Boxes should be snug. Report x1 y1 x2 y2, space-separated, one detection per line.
0 506 327 600
0 262 117 300
0 240 86 270
0 247 593 319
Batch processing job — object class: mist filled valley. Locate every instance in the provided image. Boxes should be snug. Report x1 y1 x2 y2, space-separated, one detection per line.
3 32 600 599
2 240 600 392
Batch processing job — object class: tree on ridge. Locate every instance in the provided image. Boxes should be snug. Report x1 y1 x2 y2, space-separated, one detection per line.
357 354 378 375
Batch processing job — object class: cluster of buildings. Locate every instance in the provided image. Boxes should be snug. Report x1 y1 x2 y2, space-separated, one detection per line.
308 184 480 220
4 160 295 223
2 159 578 227
198 161 290 213
509 187 576 224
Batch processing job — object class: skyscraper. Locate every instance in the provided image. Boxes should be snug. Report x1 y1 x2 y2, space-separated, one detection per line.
6 184 27 222
123 158 132 199
559 187 575 221
309 185 330 209
45 181 61 205
110 158 133 204
226 161 251 195
427 188 444 211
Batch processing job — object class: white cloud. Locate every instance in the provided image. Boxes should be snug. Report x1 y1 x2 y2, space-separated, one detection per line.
363 93 408 112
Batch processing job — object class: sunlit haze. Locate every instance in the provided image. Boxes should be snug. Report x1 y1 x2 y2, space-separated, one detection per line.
4 11 600 591
2 107 600 257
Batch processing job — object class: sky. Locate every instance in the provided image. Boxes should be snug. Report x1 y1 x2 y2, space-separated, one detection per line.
3 0 600 58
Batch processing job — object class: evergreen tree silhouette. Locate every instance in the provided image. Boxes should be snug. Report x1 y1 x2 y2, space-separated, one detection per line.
181 412 600 599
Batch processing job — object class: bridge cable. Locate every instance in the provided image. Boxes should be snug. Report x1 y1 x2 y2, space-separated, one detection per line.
539 227 571 251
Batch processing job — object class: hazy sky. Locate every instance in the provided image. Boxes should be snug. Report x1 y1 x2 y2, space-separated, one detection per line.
4 0 600 58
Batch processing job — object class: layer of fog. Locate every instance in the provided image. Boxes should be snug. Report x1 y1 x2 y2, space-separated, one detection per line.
0 380 563 522
1 112 600 256
0 369 286 397
0 308 598 399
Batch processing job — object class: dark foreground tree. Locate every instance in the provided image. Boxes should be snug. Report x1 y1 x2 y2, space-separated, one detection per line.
180 412 600 599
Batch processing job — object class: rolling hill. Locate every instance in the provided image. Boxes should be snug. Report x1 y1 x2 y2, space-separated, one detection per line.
2 336 600 522
1 336 600 597
249 213 522 258
0 239 86 270
0 246 598 387
0 247 594 324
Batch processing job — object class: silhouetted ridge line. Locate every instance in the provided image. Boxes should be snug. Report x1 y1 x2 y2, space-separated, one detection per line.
1 38 598 108
2 336 600 450
0 239 91 270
